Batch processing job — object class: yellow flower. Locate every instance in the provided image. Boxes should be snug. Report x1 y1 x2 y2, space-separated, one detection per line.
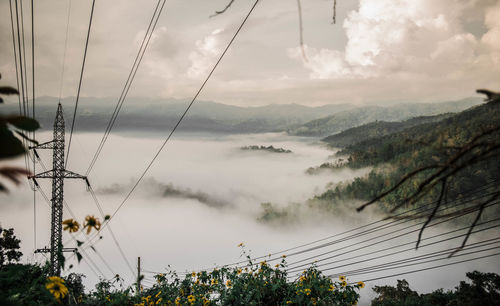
226 280 232 287
341 280 347 287
62 219 80 233
237 269 242 275
275 264 280 268
304 288 311 296
202 297 210 305
192 272 196 277
299 275 306 282
195 279 200 285
84 215 101 234
175 297 181 305
311 297 317 305
339 275 346 282
155 291 162 298
46 276 68 302
156 298 163 305
211 279 218 285
328 284 335 291
187 295 196 304
237 242 244 247
286 301 293 304
357 281 365 288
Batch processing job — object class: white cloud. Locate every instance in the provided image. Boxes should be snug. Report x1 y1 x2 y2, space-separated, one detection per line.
287 0 495 81
187 28 224 79
480 2 500 64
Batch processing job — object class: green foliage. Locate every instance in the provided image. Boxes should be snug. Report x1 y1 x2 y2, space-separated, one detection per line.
0 227 23 266
315 102 500 213
0 72 40 192
78 253 362 305
0 263 57 305
322 114 452 148
288 99 479 137
371 271 500 306
241 145 292 153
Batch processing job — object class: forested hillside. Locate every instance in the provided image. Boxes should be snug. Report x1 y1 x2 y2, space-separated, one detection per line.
287 98 481 137
314 101 500 213
322 113 453 148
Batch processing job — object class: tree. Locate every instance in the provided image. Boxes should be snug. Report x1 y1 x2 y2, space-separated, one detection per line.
357 90 500 255
0 227 22 266
371 271 500 306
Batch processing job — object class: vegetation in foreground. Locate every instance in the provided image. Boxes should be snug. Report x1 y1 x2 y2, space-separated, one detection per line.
371 271 500 306
2 230 499 305
0 235 362 305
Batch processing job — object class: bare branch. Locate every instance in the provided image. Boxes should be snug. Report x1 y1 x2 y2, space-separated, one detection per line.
210 0 236 17
296 0 308 62
332 0 337 24
449 192 500 257
356 165 440 211
416 178 447 249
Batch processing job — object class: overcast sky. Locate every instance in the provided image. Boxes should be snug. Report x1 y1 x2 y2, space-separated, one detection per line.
1 0 499 106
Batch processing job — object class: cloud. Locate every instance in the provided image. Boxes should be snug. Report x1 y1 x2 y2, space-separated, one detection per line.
480 2 500 64
187 28 224 79
288 0 496 81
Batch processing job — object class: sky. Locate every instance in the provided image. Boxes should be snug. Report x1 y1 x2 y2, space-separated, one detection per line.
1 0 499 107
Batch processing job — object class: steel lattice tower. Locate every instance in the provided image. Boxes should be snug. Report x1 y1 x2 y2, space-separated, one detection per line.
31 103 88 276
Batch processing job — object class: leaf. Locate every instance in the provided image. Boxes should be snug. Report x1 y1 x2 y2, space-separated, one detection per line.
76 251 83 263
76 240 83 247
6 116 40 131
0 127 26 158
14 130 39 145
104 215 110 221
0 86 19 95
0 167 31 185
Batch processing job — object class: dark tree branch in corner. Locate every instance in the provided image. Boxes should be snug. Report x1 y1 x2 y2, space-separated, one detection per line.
357 118 500 255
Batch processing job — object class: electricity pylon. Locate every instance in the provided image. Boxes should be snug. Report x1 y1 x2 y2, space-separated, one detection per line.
30 103 88 276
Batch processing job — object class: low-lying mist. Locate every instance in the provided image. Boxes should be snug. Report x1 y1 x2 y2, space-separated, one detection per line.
1 131 498 304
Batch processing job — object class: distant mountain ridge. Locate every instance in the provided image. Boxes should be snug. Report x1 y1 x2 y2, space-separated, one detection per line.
2 96 354 133
322 113 454 148
1 96 481 135
287 98 482 137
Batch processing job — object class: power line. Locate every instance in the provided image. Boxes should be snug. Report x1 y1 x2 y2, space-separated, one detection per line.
356 252 500 284
147 187 500 276
88 185 135 276
66 0 97 167
8 0 22 115
287 219 500 275
183 184 499 274
19 0 29 117
58 0 72 102
91 0 261 240
31 0 36 256
284 200 500 270
85 0 165 176
34 182 108 278
333 244 500 279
